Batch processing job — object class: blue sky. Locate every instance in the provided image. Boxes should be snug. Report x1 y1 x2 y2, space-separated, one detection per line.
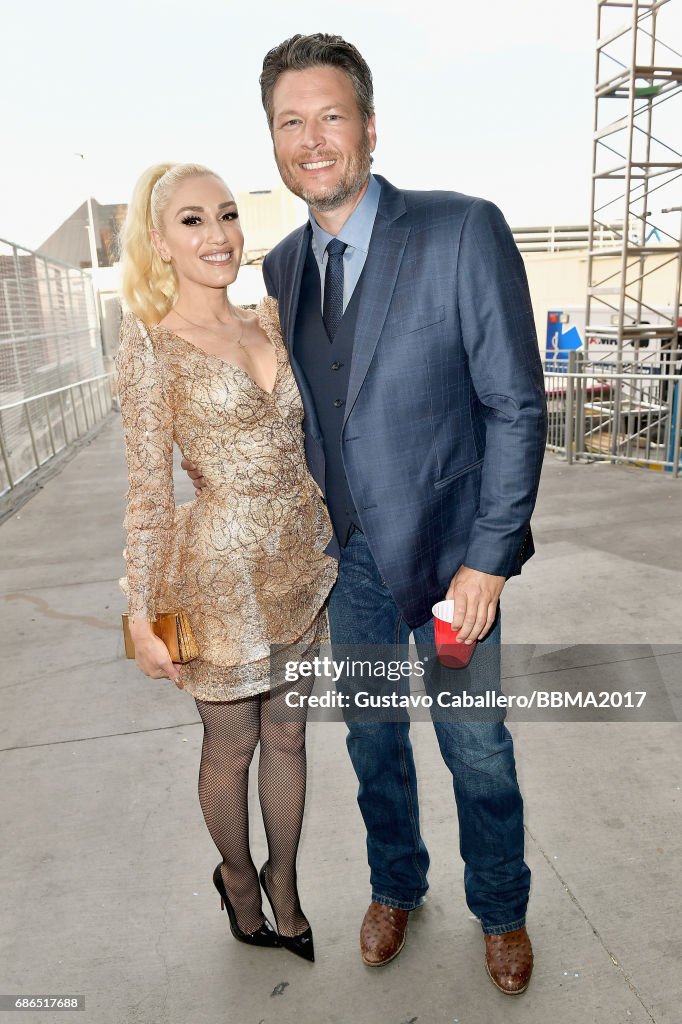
1 0 680 249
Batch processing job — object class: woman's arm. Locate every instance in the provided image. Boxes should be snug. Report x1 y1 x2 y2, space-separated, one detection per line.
115 314 182 685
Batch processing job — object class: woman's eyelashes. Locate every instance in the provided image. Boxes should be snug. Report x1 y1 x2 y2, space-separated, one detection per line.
180 211 239 226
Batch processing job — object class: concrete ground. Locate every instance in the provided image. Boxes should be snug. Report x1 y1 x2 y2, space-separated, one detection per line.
1 416 681 1024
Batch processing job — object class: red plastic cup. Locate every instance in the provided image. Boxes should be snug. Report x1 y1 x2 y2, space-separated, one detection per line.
432 600 477 668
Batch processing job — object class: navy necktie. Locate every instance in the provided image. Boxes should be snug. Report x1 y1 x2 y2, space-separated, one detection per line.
322 238 347 341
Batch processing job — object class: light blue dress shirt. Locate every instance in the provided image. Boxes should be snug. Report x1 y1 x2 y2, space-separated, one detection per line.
308 173 381 313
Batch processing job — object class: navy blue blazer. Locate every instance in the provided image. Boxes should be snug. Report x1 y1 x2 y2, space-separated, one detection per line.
262 175 547 628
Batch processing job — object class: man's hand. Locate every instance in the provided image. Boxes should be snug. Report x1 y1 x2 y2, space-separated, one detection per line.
181 457 207 497
445 565 506 644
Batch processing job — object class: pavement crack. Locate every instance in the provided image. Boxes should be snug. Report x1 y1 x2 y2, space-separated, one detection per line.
0 720 201 754
503 647 682 683
1 576 122 593
4 592 119 630
525 823 658 1022
0 654 115 690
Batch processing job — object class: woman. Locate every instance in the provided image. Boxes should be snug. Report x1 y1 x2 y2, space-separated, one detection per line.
115 162 337 961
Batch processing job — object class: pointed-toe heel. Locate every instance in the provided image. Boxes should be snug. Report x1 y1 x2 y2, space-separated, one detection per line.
280 925 315 962
259 863 315 962
212 864 280 948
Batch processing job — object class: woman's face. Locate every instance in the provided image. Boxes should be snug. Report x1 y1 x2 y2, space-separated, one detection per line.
152 174 243 291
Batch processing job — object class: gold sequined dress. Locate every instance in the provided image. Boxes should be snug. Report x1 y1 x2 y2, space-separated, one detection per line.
115 296 337 701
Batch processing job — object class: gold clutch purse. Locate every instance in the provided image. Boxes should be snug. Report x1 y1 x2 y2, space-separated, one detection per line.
122 611 199 664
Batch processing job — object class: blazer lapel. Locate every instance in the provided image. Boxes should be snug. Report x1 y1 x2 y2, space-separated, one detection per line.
343 178 409 426
279 224 324 443
281 224 310 357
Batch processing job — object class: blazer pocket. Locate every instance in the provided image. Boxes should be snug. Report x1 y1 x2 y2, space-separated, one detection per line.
434 457 484 489
385 304 446 337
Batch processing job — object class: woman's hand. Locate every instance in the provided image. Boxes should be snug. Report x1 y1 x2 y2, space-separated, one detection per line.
181 457 207 497
129 621 184 688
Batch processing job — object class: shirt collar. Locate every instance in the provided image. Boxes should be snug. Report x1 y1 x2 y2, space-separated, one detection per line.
308 173 381 256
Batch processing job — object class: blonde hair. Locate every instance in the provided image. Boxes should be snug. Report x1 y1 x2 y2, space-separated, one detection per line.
118 162 223 325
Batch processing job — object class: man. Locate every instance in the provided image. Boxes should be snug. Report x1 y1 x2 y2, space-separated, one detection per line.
186 33 546 993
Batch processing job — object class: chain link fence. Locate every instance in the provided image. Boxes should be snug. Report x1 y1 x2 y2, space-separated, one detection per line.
0 239 112 495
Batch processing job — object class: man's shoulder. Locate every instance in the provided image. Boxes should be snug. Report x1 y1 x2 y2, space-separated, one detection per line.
264 222 309 268
377 176 504 228
404 187 502 225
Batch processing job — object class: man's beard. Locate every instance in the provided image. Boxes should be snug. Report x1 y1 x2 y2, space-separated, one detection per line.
276 135 372 212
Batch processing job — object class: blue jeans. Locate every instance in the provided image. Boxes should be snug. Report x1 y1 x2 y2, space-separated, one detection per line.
327 527 530 934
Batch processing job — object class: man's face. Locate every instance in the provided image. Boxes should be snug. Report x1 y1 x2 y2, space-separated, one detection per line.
271 65 376 213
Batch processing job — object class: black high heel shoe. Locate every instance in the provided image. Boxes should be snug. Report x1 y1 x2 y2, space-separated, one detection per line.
259 863 315 962
212 864 280 947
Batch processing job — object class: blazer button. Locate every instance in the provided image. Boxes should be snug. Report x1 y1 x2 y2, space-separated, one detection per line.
331 361 343 370
333 399 344 408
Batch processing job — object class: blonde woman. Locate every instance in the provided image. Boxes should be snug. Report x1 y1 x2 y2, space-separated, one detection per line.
115 163 337 961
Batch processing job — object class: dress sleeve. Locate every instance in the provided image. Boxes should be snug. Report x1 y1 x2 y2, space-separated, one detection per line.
114 313 175 622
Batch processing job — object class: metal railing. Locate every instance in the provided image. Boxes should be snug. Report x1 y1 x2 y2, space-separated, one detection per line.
0 239 103 398
545 351 682 476
0 373 113 494
1 236 108 496
513 222 639 253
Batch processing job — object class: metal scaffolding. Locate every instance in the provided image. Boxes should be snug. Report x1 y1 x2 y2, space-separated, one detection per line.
582 0 682 466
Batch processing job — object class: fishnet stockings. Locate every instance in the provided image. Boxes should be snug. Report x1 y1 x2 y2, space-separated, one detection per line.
195 680 312 938
258 683 310 937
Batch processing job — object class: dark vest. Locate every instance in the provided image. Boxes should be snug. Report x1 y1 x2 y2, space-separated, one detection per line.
293 238 365 546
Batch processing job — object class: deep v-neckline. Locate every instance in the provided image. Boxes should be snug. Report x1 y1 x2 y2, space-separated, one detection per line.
158 322 280 397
